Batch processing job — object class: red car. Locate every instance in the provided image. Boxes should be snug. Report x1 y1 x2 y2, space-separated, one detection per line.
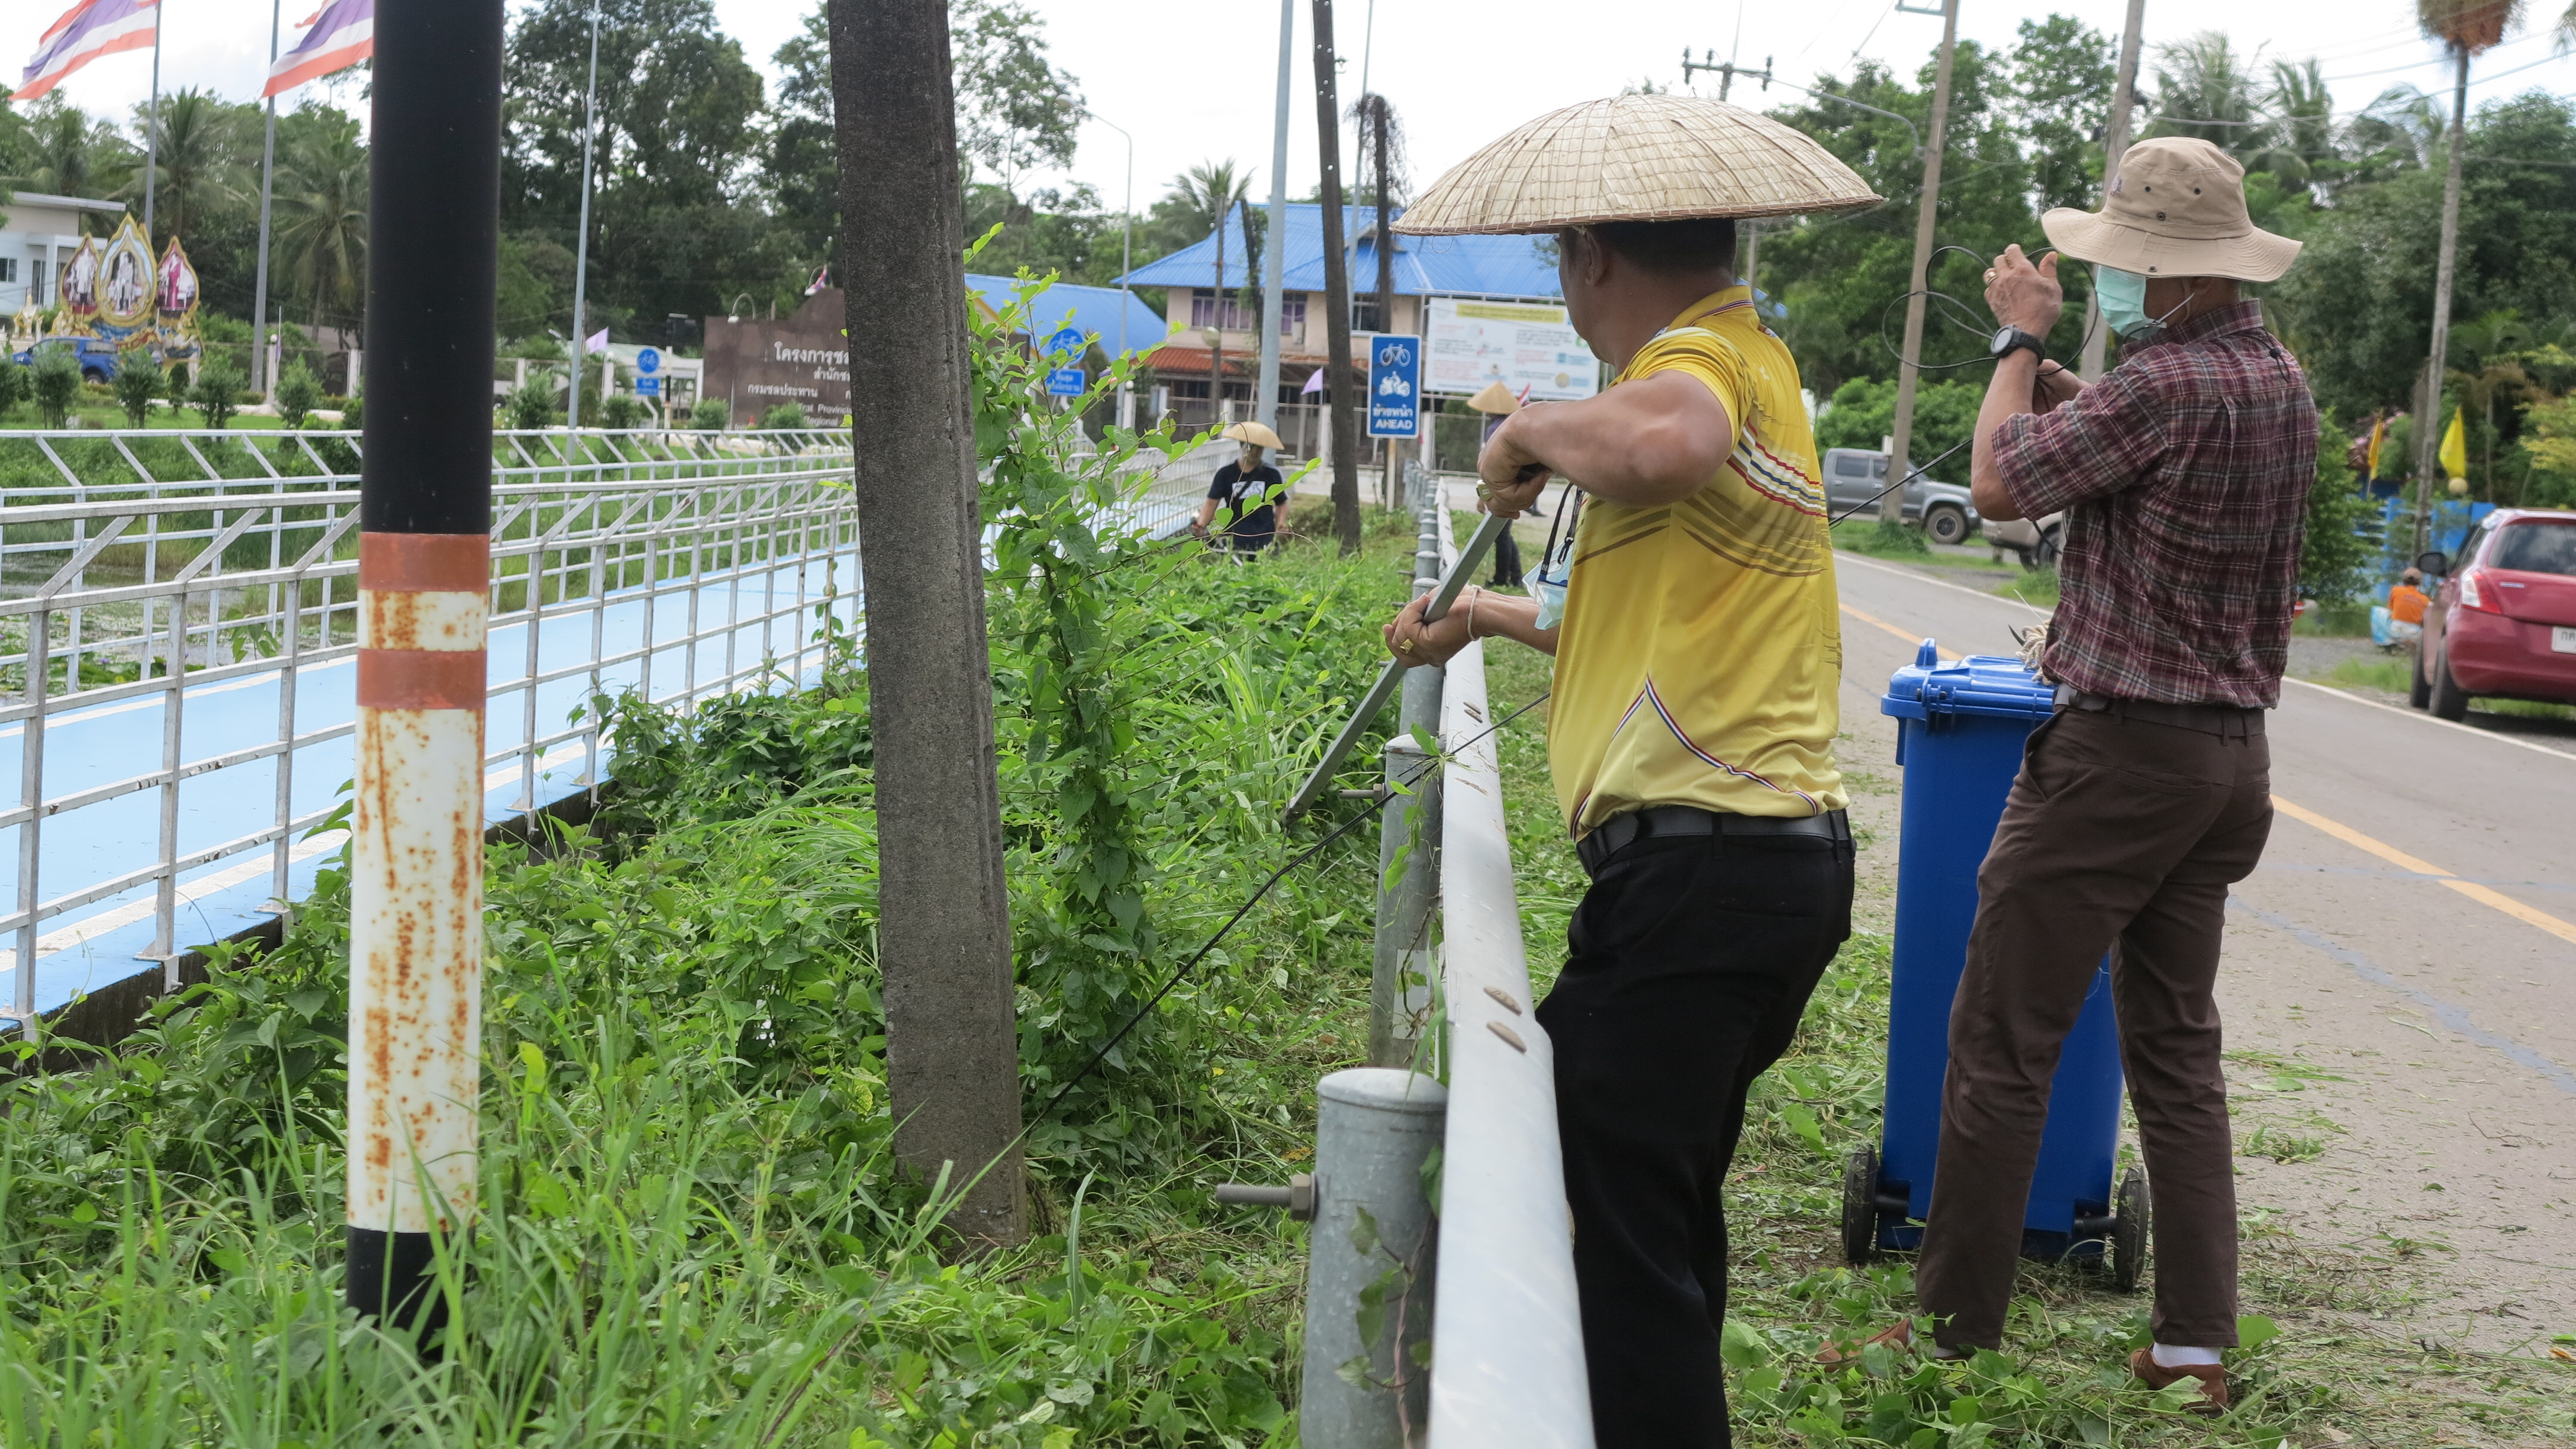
2413 508 2576 720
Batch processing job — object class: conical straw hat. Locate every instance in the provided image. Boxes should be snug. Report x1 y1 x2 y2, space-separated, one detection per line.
1395 94 1881 236
1466 381 1521 414
1221 420 1285 449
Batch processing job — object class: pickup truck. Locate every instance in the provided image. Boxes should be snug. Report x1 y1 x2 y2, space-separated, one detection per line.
8 336 125 383
1819 447 1981 546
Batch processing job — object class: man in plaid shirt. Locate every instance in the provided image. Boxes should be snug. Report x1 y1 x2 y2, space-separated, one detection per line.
1918 138 2316 1414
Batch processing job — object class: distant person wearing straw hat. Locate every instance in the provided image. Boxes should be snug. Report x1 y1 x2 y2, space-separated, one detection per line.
1194 421 1287 553
1378 94 1879 1448
1912 136 2317 1413
1467 380 1527 587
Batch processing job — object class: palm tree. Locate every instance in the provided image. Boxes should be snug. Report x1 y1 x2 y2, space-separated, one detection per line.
8 97 137 212
2447 309 2533 498
127 89 243 244
1167 159 1252 422
2407 1 2545 544
2259 59 2336 191
2145 33 2265 154
273 117 369 337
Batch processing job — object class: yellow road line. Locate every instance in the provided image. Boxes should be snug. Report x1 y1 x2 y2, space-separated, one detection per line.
1841 602 1954 658
2272 795 2576 948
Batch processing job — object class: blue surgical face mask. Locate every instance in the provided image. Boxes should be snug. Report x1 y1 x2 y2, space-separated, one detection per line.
2094 264 2158 339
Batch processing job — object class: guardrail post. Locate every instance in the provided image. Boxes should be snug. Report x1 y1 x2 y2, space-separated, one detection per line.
1302 1067 1447 1449
1371 493 1447 1067
344 0 504 1334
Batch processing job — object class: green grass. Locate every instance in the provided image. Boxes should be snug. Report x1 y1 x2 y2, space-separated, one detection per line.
2292 601 2374 639
2318 655 2413 693
1832 519 1934 559
1474 572 2573 1445
1993 569 2060 609
2479 697 2576 722
0 499 1430 1447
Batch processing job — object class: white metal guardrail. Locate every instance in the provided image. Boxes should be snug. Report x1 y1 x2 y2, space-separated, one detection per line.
0 426 862 1027
1421 491 1594 1448
0 421 1230 1030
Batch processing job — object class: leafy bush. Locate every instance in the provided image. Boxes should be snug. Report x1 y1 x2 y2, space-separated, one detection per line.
0 355 26 417
690 395 729 430
111 355 165 426
760 401 810 429
29 342 81 427
598 392 648 429
273 362 324 428
1812 375 1987 484
503 381 558 430
189 358 246 429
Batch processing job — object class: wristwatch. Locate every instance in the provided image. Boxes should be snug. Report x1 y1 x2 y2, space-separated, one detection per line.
1989 326 2046 363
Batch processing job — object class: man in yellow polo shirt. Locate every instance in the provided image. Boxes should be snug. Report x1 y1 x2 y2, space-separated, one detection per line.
1383 94 1875 1449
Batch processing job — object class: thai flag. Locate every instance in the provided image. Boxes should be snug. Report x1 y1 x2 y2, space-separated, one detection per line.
14 0 158 102
264 0 372 99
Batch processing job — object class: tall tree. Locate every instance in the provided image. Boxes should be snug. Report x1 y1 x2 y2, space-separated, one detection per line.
2007 15 2114 212
274 109 370 333
948 0 1081 201
127 89 246 246
769 7 837 263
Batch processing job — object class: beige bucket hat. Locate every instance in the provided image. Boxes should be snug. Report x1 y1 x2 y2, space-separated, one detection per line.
1394 94 1880 236
1466 380 1522 415
1220 420 1285 450
2040 136 2300 282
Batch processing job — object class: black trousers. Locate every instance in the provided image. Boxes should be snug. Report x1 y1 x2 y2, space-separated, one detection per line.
1488 526 1524 587
1536 829 1854 1449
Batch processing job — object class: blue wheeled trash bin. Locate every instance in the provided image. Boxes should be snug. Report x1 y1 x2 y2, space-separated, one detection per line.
1841 641 2148 1288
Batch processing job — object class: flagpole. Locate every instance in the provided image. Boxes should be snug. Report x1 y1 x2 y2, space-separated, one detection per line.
141 0 162 242
565 0 601 430
250 0 282 397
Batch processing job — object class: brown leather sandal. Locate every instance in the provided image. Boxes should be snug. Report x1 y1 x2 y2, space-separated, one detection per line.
2129 1347 2229 1415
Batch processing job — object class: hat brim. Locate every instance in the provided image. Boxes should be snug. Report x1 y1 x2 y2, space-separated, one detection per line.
1221 421 1285 449
2040 207 2301 284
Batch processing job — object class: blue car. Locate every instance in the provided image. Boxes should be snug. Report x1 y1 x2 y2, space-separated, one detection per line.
9 337 124 382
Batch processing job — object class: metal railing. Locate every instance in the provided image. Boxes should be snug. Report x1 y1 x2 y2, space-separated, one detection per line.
0 426 862 1026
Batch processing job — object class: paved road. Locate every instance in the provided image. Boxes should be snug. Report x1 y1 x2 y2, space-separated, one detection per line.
1828 550 2576 1354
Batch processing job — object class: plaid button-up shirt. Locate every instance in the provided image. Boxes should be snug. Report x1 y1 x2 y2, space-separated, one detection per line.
1991 300 2317 707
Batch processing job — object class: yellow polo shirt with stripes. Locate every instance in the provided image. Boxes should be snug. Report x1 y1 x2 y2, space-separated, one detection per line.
1549 286 1847 836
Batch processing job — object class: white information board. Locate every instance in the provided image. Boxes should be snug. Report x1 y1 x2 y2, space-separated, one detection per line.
1424 298 1601 401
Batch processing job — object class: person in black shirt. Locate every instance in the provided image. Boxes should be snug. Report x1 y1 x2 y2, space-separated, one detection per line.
1194 422 1286 553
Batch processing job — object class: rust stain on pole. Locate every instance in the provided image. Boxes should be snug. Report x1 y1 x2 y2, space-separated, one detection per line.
347 533 488 1240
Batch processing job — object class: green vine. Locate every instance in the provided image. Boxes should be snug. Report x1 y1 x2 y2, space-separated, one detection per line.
968 249 1194 1129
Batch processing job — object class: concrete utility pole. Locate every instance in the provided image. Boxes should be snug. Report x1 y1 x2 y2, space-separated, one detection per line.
1210 216 1230 424
2079 0 2146 384
825 0 1026 1245
1258 0 1293 436
566 2 603 429
1882 0 1962 526
1368 94 1398 510
1312 0 1363 555
344 0 503 1332
2415 43 2473 554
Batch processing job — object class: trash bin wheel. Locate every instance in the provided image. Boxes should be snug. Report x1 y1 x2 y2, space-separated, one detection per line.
1841 1145 1881 1266
2110 1167 2150 1292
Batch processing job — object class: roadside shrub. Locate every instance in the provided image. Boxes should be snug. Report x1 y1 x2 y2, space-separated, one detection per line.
112 357 165 426
598 392 648 429
189 359 245 429
339 392 363 430
759 401 809 429
0 353 33 417
30 343 81 427
690 395 728 430
503 381 558 430
273 362 323 427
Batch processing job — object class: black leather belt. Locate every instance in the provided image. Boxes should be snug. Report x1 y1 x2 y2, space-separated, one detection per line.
1575 804 1850 878
2054 686 2265 739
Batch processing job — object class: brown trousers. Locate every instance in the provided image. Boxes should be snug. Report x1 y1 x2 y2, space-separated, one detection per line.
1915 704 2273 1351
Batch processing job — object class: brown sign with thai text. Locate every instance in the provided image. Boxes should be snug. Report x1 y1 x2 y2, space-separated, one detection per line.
701 288 849 424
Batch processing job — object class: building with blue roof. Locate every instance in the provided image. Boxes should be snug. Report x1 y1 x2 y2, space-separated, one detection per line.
962 272 1167 360
1116 202 1579 420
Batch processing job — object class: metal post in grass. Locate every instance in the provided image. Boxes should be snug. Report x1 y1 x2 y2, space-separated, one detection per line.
827 0 1028 1245
1301 1068 1447 1448
1370 491 1445 1065
343 0 504 1331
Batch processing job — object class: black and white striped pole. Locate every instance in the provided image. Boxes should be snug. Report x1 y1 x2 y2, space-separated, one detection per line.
344 0 504 1331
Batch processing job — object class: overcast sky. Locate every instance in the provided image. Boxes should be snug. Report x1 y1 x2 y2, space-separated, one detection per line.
9 1 2575 220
